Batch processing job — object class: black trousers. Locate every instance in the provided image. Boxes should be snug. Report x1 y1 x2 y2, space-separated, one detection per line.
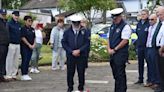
137 47 147 82
21 46 32 75
110 52 127 92
158 56 164 90
67 56 86 91
0 45 8 77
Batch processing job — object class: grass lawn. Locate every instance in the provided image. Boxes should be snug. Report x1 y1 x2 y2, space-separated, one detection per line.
38 45 52 66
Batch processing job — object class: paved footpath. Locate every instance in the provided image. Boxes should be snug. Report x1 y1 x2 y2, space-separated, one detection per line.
0 61 154 92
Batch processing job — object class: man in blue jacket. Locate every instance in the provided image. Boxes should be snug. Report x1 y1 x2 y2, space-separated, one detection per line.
62 15 90 92
135 9 150 84
6 11 21 80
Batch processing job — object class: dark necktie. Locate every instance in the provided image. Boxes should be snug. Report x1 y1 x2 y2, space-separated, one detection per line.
75 31 78 48
152 22 162 47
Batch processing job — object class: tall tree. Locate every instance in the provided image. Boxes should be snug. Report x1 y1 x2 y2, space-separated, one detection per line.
2 0 28 9
59 0 116 24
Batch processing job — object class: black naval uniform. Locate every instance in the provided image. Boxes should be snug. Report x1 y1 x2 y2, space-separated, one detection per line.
109 20 129 92
62 26 90 92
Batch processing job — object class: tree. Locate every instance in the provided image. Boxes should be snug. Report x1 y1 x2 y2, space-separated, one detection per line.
147 0 162 12
59 0 116 25
2 0 28 9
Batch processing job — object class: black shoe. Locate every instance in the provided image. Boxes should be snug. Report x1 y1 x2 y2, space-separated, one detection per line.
134 80 143 84
154 87 163 92
0 77 9 82
67 88 73 92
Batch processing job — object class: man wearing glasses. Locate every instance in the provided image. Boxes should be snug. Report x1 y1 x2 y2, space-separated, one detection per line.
145 14 161 89
107 8 131 92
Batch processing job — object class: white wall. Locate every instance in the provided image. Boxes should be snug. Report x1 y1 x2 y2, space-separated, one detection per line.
7 10 52 27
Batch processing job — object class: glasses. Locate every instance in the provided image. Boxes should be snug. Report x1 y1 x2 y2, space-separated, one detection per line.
27 19 33 22
149 19 155 21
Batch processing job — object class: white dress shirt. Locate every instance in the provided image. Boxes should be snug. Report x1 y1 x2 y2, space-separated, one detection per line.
107 24 132 40
35 29 43 44
156 21 164 47
146 23 158 47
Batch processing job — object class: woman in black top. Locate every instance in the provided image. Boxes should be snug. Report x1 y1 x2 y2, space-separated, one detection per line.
20 16 35 81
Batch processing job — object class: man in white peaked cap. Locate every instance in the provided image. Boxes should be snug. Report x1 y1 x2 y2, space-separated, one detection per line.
62 15 90 92
107 8 132 92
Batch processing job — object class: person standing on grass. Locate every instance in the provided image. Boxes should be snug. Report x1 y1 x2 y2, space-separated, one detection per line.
20 16 35 81
30 24 44 73
50 18 66 71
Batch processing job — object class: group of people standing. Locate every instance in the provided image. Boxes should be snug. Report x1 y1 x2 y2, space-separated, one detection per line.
107 6 164 92
0 10 44 82
133 6 164 92
0 6 164 92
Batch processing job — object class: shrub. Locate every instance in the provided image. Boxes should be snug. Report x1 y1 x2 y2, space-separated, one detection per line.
89 34 137 62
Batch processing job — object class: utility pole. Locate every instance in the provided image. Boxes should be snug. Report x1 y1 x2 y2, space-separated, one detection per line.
0 0 2 9
139 0 142 10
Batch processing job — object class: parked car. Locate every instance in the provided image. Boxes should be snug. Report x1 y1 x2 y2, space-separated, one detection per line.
91 24 138 45
91 24 110 39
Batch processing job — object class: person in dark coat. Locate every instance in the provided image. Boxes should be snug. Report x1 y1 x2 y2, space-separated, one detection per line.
0 9 10 82
135 9 150 84
62 15 90 92
80 19 91 69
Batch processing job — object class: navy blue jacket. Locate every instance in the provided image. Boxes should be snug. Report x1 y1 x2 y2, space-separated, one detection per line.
62 26 90 57
136 19 149 47
21 26 35 49
7 18 21 44
109 20 128 54
0 18 9 45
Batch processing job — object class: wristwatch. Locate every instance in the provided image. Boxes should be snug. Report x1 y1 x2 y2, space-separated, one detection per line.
113 48 117 52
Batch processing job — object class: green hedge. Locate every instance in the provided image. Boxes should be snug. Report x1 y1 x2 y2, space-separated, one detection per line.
38 43 137 65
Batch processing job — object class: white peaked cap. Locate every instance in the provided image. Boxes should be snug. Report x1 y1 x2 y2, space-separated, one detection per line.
69 15 83 22
109 8 124 15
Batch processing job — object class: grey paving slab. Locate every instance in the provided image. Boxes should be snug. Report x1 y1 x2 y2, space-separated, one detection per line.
0 62 154 92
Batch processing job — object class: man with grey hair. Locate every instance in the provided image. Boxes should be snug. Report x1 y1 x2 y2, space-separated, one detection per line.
135 9 150 85
155 6 164 92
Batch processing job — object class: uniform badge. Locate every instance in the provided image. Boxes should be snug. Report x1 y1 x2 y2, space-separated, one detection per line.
144 27 148 31
32 30 35 33
137 28 141 31
81 30 85 35
116 28 120 33
111 26 114 30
